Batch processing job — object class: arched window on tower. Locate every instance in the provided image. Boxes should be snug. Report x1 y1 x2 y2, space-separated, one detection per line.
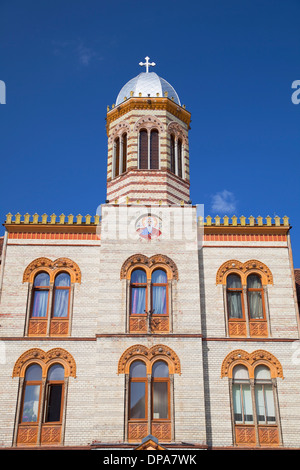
177 138 182 178
139 129 148 169
139 129 160 169
114 137 120 177
122 132 127 173
170 134 175 174
150 129 159 169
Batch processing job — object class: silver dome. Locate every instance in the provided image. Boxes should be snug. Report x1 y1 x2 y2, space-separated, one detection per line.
115 72 181 106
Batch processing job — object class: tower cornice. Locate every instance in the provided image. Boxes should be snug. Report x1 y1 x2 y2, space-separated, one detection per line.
106 97 191 135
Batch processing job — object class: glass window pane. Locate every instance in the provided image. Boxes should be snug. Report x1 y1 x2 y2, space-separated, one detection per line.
227 291 243 318
233 365 249 380
255 365 271 380
152 361 169 378
153 382 168 419
48 364 65 381
243 385 253 423
131 269 147 283
151 269 167 284
34 272 50 286
247 274 262 288
131 287 146 314
21 385 40 422
152 285 166 314
248 291 263 319
265 385 276 423
130 382 146 419
32 290 49 317
255 384 265 423
227 274 242 288
130 361 146 378
25 364 42 381
53 289 69 317
46 384 62 422
54 272 70 287
232 384 243 423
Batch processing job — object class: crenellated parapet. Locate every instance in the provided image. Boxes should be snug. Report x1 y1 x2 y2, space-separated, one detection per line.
199 214 290 227
5 213 100 225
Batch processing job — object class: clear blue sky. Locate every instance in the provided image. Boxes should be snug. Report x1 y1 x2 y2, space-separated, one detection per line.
1 0 300 265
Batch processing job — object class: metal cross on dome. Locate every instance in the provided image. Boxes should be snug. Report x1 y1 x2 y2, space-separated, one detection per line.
139 56 156 73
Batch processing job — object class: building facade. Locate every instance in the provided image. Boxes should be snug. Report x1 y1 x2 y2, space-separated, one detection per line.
0 58 300 450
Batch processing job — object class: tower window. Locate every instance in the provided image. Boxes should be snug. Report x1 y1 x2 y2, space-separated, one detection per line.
139 128 160 169
150 129 159 169
139 129 148 169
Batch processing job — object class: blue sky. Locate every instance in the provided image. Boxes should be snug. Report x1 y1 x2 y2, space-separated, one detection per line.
1 0 300 265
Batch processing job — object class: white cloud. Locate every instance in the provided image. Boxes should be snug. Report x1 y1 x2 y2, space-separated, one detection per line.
211 190 237 214
77 43 97 66
52 39 101 67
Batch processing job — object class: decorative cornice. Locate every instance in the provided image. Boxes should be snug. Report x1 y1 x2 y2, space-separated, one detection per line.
118 344 181 375
12 347 77 378
216 259 273 285
221 349 284 379
106 97 191 133
120 254 179 280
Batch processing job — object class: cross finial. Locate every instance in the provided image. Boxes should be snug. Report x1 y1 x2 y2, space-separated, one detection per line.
139 56 156 73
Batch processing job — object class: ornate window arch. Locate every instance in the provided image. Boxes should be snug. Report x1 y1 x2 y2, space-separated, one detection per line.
216 259 273 338
12 348 76 447
23 257 81 337
120 254 178 333
221 350 283 447
118 344 180 443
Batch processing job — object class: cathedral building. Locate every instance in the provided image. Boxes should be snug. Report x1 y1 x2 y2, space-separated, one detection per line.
0 57 300 450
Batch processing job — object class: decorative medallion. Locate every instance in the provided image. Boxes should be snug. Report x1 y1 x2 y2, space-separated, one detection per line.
136 214 162 241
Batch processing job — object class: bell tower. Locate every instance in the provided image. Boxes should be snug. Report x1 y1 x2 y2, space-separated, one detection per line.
105 57 192 206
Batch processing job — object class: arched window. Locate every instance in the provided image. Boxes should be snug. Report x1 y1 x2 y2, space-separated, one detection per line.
226 274 244 319
222 350 282 447
151 269 167 315
114 137 120 177
31 272 50 318
150 129 159 169
130 269 147 315
13 348 76 447
129 361 147 421
45 364 65 423
232 365 253 424
152 360 169 421
170 134 175 173
122 132 127 173
254 365 276 425
177 138 182 178
20 364 43 424
24 257 81 337
121 348 177 444
139 129 160 169
122 254 178 334
139 129 148 169
217 259 272 338
247 274 264 320
53 272 71 318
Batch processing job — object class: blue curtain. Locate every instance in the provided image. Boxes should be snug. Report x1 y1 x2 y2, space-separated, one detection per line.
31 273 50 317
53 273 70 318
152 270 167 314
131 269 146 314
